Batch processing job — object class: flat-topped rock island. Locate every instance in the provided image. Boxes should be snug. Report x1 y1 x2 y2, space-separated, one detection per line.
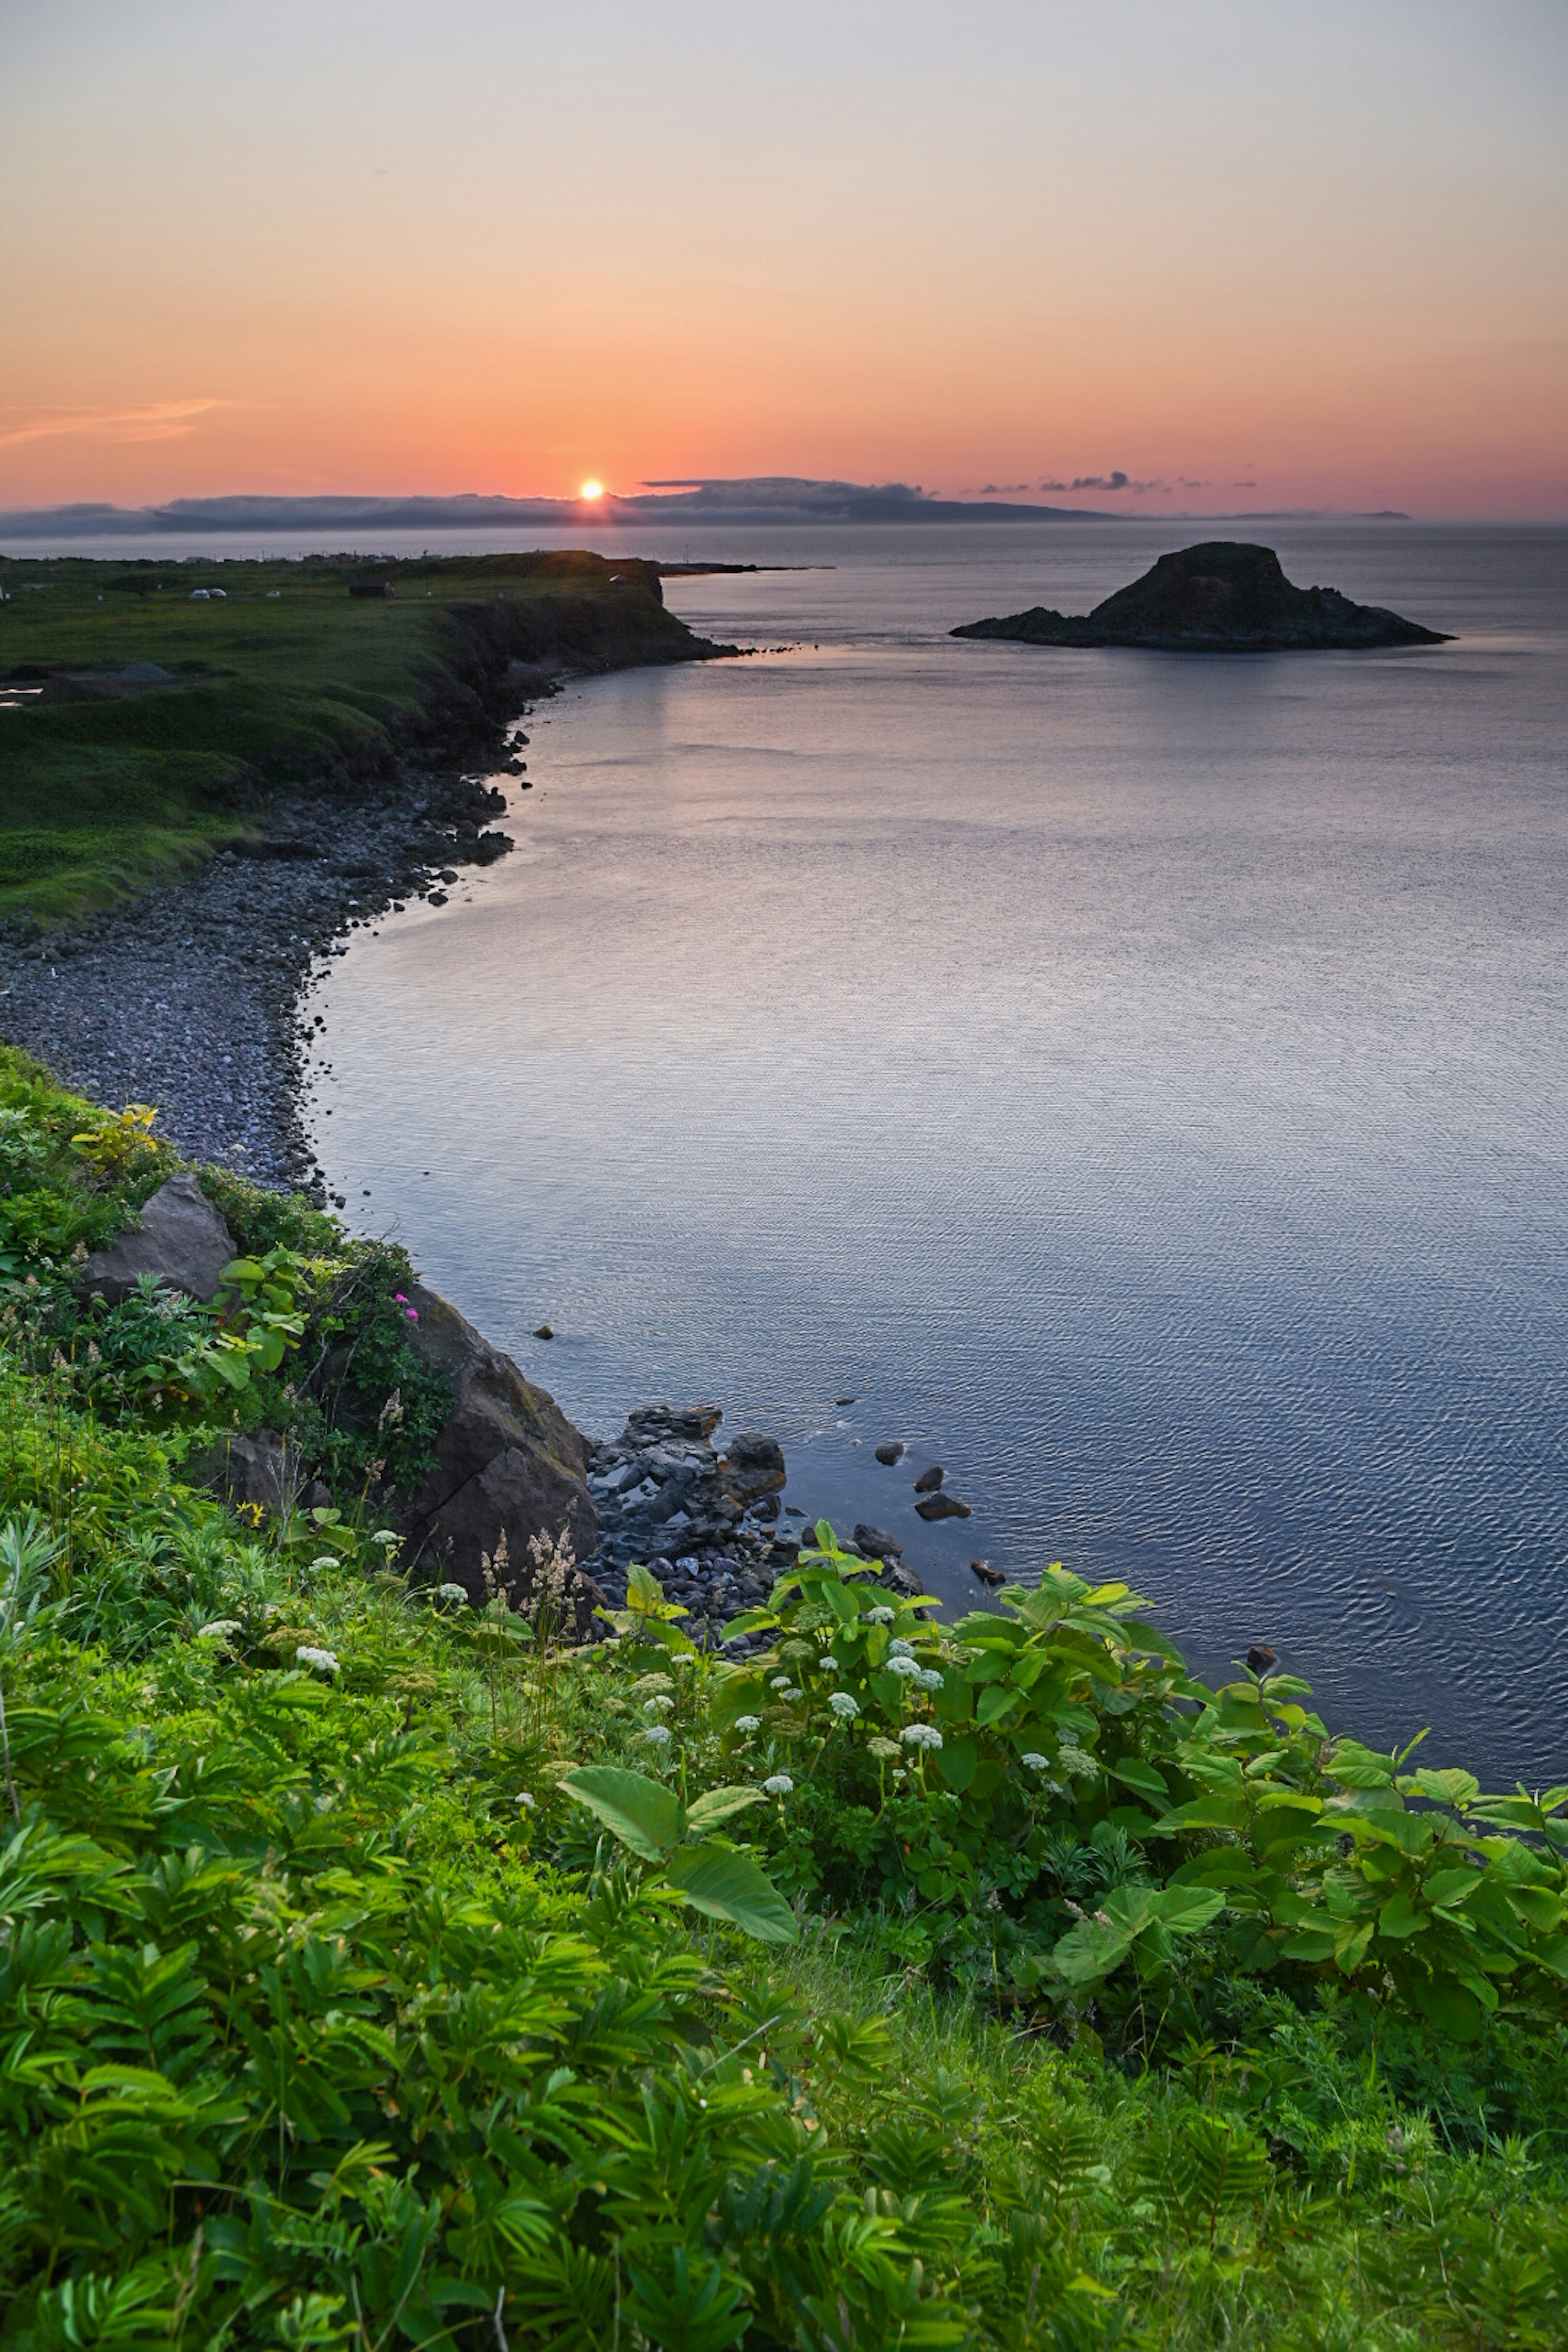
952 539 1451 653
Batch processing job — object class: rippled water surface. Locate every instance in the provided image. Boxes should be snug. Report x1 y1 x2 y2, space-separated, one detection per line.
304 522 1568 1780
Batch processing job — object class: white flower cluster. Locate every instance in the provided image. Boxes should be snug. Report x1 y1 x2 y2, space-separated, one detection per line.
641 1724 672 1746
762 1773 794 1796
643 1694 675 1713
886 1654 921 1679
1058 1743 1100 1780
196 1619 241 1641
902 1724 944 1752
733 1714 762 1734
828 1690 860 1719
866 1605 895 1625
914 1667 944 1693
769 1674 793 1690
515 1790 537 1810
1020 1752 1051 1772
817 1655 837 1672
435 1582 469 1604
888 1637 914 1657
295 1646 340 1675
778 1685 804 1703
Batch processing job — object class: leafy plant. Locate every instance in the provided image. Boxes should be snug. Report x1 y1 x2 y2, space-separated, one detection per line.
560 1762 796 1942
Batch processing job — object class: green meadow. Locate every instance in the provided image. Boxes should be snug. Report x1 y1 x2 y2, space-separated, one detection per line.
0 552 706 924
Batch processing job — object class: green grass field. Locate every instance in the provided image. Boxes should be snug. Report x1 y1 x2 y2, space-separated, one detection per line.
0 551 707 923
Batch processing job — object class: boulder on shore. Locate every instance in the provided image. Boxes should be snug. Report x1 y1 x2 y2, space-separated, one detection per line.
951 541 1450 653
78 1172 236 1305
396 1283 602 1632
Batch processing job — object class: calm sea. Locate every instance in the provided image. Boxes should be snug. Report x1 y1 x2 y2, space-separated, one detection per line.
60 518 1568 1780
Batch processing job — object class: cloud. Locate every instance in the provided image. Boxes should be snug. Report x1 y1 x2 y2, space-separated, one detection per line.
979 481 1030 495
0 400 225 451
1037 470 1169 495
1232 478 1257 488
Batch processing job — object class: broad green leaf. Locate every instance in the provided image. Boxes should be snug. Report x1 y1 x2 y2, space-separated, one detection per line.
1329 1741 1398 1788
1151 1796 1249 1836
1406 1768 1481 1809
933 1737 977 1793
559 1767 684 1862
665 1842 797 1942
685 1785 766 1833
710 1671 767 1733
1377 1892 1425 1938
823 1577 862 1623
1107 1759 1170 1808
975 1684 1021 1727
1423 1867 1482 1911
1408 1973 1485 2041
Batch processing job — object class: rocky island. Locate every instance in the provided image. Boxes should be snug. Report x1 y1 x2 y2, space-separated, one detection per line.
952 539 1451 652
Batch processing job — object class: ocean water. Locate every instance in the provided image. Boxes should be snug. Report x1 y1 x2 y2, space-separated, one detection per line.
291 520 1567 1783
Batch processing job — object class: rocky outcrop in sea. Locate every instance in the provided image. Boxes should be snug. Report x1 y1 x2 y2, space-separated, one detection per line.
952 541 1451 653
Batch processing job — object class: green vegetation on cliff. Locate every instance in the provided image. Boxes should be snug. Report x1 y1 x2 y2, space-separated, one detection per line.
0 552 721 922
1 1042 1567 2347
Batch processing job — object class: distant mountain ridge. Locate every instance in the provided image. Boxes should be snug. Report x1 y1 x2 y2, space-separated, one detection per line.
0 479 1131 537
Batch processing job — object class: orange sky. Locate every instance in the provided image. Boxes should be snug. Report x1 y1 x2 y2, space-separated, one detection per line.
3 0 1566 518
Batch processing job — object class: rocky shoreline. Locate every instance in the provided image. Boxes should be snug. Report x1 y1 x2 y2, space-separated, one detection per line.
0 742 528 1202
3 624 970 1636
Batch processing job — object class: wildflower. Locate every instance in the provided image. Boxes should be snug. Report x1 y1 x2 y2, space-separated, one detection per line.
817 1654 838 1671
515 1790 537 1810
370 1530 400 1549
435 1581 469 1604
828 1690 860 1720
866 1605 894 1624
769 1674 793 1690
296 1645 340 1675
762 1773 794 1796
901 1723 943 1752
641 1724 673 1746
889 1637 914 1658
196 1618 241 1641
734 1715 762 1733
886 1654 920 1679
671 1650 695 1668
310 1554 340 1572
778 1685 804 1703
1058 1743 1099 1781
915 1667 944 1692
1020 1752 1051 1772
644 1694 675 1713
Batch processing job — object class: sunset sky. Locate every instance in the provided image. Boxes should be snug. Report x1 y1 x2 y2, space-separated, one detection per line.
4 0 1565 518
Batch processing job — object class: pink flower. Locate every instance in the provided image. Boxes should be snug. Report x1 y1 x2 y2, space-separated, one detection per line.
406 1308 419 1321
394 1292 407 1304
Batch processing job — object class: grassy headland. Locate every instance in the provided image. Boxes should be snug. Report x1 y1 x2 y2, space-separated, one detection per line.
0 551 722 924
1 1042 1567 2345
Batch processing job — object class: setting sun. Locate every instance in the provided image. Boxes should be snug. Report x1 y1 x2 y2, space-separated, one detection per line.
579 479 604 501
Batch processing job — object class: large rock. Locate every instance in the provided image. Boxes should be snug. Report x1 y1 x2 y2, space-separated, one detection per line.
853 1522 904 1561
718 1432 787 1510
952 542 1452 653
397 1284 601 1628
79 1173 236 1306
190 1428 304 1518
